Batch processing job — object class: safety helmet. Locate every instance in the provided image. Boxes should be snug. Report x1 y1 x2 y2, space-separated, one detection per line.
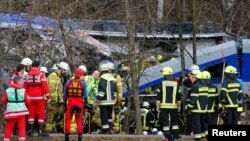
161 67 173 75
189 64 200 71
156 54 163 62
74 68 84 78
202 71 211 79
152 128 158 133
157 131 163 135
57 62 68 70
99 63 110 72
191 69 201 75
224 65 237 74
51 64 58 70
106 62 115 70
40 66 48 73
122 65 130 71
78 65 87 73
195 71 203 79
20 58 33 66
143 131 148 135
142 101 150 107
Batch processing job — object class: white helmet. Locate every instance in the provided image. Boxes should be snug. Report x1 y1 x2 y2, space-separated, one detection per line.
143 101 150 107
20 58 33 66
189 64 200 71
157 131 163 135
51 64 58 70
78 65 87 73
57 62 68 70
99 63 110 72
152 128 158 133
40 66 48 73
143 131 148 135
106 62 115 70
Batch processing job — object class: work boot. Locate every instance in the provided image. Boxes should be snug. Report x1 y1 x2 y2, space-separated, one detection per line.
27 124 34 136
38 124 49 137
78 134 82 141
65 134 70 141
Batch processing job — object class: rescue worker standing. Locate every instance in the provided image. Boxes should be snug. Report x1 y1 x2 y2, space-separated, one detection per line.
187 71 208 141
2 76 30 141
141 101 154 134
23 60 51 136
45 62 68 132
220 66 242 125
20 58 33 75
182 64 200 135
202 71 219 125
156 67 181 139
64 68 87 141
96 63 117 134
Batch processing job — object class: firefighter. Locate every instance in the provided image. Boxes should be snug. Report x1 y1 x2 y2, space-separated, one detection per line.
84 70 100 133
220 65 242 125
187 71 208 141
24 60 51 136
141 101 154 134
2 76 30 141
96 63 117 134
64 68 87 141
236 77 244 124
20 58 33 75
156 67 181 139
182 64 200 135
45 62 68 133
202 71 219 125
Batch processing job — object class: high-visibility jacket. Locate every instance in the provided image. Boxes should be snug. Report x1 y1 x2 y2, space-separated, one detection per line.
141 108 150 131
2 84 30 119
84 75 99 105
24 67 50 101
188 80 208 113
207 84 219 113
220 78 242 108
47 70 63 103
97 73 117 106
156 80 181 109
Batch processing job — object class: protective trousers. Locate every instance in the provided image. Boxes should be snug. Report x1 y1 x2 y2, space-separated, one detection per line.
28 100 45 125
65 105 83 134
224 108 238 125
4 116 26 141
45 103 63 132
159 109 179 138
100 105 113 134
192 113 207 141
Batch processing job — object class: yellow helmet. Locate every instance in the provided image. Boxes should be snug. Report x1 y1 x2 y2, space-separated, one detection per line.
161 67 173 75
191 69 201 75
202 71 211 79
156 54 163 62
224 66 237 74
195 71 203 79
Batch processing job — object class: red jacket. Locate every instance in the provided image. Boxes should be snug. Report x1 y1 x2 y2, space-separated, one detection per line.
24 67 50 101
2 83 31 119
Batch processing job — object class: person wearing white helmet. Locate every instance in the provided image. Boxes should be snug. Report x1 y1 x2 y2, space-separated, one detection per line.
45 61 68 133
40 66 48 77
20 57 33 74
96 63 117 134
78 65 87 74
182 64 200 135
140 101 154 135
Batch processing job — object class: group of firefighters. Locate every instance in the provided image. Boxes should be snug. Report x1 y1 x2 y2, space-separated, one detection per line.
0 56 245 141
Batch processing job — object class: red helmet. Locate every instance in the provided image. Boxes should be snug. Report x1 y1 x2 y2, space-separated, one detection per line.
74 68 84 78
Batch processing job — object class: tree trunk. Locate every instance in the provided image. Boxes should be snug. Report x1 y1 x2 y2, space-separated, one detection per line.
124 0 142 135
177 0 185 79
192 0 197 64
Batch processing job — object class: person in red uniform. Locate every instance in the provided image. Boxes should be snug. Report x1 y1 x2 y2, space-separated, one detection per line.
9 64 25 87
64 68 87 141
23 60 51 136
2 76 30 141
